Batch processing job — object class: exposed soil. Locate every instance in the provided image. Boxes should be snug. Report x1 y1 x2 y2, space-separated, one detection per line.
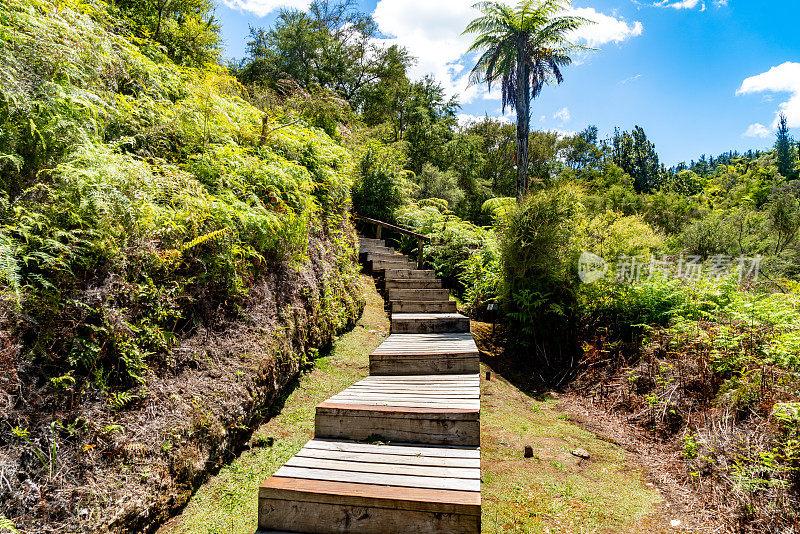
0 233 364 534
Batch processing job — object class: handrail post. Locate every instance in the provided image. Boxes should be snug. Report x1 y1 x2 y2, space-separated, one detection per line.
375 224 382 240
417 237 424 270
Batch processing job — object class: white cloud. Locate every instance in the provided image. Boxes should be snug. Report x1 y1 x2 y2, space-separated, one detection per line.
743 123 771 138
373 0 480 102
713 0 728 6
619 74 642 84
737 62 800 130
372 0 643 104
653 0 706 9
568 8 643 48
554 107 571 122
220 0 311 17
457 113 513 127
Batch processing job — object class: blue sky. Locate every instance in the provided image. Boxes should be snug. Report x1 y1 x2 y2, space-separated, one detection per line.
215 0 800 166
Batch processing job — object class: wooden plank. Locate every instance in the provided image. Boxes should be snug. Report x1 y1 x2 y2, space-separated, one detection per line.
387 289 450 301
284 457 480 479
258 497 480 534
315 410 480 446
273 466 480 492
317 396 480 412
321 401 477 410
384 279 443 290
295 448 480 468
359 373 479 380
328 393 479 401
260 476 480 510
383 269 436 280
326 394 479 402
343 386 479 392
391 313 468 320
391 300 458 313
370 355 480 376
391 315 471 334
303 439 480 458
347 386 480 398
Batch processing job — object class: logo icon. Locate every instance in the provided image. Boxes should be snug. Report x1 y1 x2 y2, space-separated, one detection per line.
578 252 608 284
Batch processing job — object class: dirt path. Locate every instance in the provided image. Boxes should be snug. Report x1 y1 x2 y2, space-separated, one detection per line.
159 277 689 534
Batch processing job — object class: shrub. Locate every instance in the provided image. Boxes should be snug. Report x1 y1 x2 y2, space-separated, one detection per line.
497 183 585 377
351 143 409 223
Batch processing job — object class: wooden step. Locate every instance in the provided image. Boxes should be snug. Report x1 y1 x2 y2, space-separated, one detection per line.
391 300 458 313
258 439 480 533
370 260 417 272
370 333 480 375
359 245 394 255
387 288 450 301
358 237 385 247
384 279 443 290
315 375 480 446
392 313 471 334
364 252 408 262
383 269 436 280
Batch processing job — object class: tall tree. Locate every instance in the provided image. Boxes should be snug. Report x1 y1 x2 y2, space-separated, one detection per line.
776 113 795 179
611 126 661 192
239 0 387 108
464 0 589 198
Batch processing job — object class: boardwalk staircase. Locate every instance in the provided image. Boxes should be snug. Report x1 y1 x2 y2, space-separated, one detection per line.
257 222 481 533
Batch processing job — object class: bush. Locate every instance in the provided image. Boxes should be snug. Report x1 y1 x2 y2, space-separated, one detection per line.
351 143 409 223
0 0 356 391
396 201 499 312
497 183 585 377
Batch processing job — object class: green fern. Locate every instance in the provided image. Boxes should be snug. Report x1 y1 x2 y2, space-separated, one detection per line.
0 515 19 533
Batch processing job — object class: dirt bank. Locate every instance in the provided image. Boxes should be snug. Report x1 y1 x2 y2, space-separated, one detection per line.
0 231 364 534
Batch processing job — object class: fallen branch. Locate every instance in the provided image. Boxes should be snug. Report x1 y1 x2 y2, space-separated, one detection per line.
260 116 301 145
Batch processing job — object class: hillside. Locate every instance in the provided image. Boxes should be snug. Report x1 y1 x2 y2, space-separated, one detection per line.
0 1 363 532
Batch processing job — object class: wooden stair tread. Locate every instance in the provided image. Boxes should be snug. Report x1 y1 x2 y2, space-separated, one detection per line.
261 475 480 511
392 312 469 320
318 375 480 412
303 438 480 457
372 333 478 355
264 439 481 495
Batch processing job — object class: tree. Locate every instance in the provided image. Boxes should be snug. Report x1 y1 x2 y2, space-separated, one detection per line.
776 113 795 179
611 126 661 192
113 0 221 66
465 0 589 198
415 164 465 209
239 0 390 109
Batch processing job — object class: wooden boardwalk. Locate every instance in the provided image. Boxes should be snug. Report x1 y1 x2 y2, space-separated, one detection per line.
257 236 480 533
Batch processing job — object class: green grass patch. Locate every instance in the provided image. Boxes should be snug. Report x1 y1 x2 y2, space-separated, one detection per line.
480 369 670 533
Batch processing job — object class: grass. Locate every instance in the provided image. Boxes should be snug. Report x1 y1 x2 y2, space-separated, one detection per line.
160 273 670 534
158 274 389 534
480 368 672 533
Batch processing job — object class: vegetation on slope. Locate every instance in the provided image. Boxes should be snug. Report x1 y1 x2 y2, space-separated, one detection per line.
0 0 363 531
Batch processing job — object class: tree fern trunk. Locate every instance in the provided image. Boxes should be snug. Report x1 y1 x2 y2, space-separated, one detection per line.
515 35 530 199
